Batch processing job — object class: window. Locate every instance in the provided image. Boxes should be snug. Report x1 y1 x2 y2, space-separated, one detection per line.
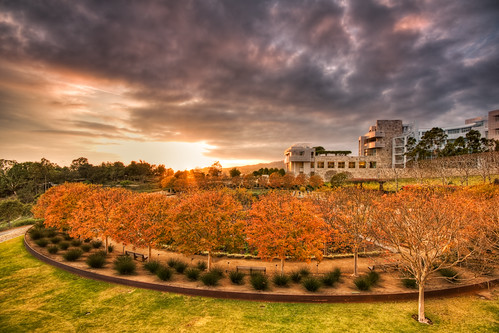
327 161 335 168
359 161 366 168
338 162 345 168
310 162 314 168
317 161 324 168
369 161 377 168
447 129 460 134
349 162 356 168
461 127 471 133
299 151 304 156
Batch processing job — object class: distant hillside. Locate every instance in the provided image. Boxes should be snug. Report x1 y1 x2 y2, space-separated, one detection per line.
223 161 285 175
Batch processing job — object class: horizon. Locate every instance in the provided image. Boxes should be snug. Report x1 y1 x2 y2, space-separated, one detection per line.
1 1 498 170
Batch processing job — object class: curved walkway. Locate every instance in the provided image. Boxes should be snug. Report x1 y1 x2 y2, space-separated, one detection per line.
0 225 32 243
23 232 499 303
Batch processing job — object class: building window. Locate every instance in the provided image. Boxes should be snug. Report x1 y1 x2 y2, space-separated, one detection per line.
338 162 345 168
461 127 471 133
369 161 376 168
310 162 314 168
327 161 335 168
299 151 304 156
317 161 324 168
447 129 460 134
349 162 356 168
495 129 499 135
359 161 366 168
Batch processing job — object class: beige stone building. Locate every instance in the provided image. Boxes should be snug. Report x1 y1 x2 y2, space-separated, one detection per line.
489 109 499 141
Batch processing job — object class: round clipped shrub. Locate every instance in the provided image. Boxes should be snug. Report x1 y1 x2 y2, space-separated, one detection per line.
113 255 136 275
107 244 114 253
167 258 179 268
86 252 106 268
44 229 57 238
303 277 321 292
210 267 225 278
35 239 49 248
63 234 72 241
84 238 91 243
71 239 82 247
201 271 221 286
63 248 83 261
354 276 371 291
439 268 459 282
402 278 417 289
47 245 59 254
290 271 302 283
91 240 102 249
50 236 62 244
229 271 245 285
299 267 311 277
272 274 290 287
58 241 70 250
367 271 380 286
144 260 162 274
174 261 188 274
185 268 201 281
29 228 44 240
80 244 92 252
157 266 173 281
322 268 341 287
250 273 269 291
196 261 208 271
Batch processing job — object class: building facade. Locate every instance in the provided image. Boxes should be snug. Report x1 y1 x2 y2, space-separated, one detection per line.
489 109 499 141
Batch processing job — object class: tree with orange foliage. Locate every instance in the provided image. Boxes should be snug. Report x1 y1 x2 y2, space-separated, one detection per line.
33 183 97 232
308 174 324 189
170 189 245 270
268 172 283 189
70 187 132 251
373 186 485 324
246 191 327 274
114 192 173 260
318 187 378 276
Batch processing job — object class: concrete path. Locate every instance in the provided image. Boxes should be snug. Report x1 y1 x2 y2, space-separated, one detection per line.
0 225 31 243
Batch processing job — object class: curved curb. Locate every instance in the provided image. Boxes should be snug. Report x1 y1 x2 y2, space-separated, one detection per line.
24 235 498 303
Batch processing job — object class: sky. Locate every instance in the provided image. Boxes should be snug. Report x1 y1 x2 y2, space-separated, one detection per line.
1 0 498 170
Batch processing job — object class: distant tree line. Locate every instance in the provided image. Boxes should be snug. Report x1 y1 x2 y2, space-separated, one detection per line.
0 157 168 203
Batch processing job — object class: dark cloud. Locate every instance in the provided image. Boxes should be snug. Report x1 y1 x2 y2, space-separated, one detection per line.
0 0 498 163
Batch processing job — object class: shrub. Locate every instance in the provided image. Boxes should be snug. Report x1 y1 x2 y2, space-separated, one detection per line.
354 276 371 291
196 261 208 271
80 244 92 252
210 267 225 278
63 234 72 241
367 271 380 286
272 274 290 287
58 241 70 250
201 271 221 286
250 273 269 291
185 268 201 281
174 261 188 274
322 268 341 287
299 267 311 277
44 229 57 238
86 253 106 268
95 250 107 257
29 229 44 240
114 255 136 275
35 239 49 248
290 271 302 283
303 277 321 292
71 239 82 247
84 238 91 243
157 266 173 281
167 258 179 268
402 278 418 289
439 268 459 282
107 244 114 253
229 271 245 285
47 245 59 254
144 260 162 274
50 236 62 244
63 249 83 261
91 240 102 249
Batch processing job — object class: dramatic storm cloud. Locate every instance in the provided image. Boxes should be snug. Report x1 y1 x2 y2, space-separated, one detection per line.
0 0 498 169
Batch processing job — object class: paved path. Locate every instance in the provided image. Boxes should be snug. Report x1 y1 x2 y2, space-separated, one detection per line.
0 225 31 243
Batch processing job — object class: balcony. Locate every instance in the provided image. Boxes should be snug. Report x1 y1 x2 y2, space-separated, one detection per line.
365 131 385 139
367 141 385 149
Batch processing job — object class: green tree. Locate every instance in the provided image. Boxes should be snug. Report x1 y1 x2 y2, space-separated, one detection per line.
229 168 241 178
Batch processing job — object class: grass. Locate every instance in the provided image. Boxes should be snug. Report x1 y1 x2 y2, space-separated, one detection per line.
1 237 498 332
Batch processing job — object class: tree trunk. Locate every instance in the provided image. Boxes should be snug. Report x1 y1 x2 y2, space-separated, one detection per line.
105 236 109 253
418 283 427 323
208 251 212 271
148 245 151 262
280 258 285 274
353 248 358 276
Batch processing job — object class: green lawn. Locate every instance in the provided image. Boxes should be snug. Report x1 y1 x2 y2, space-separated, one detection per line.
1 237 497 332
